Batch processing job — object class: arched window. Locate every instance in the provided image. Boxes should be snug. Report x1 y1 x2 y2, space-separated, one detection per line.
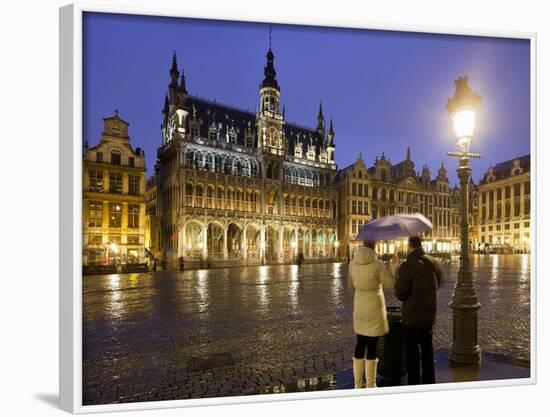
195 152 204 169
227 187 234 210
205 154 214 171
185 183 193 195
243 160 251 177
185 151 194 168
266 127 280 148
215 155 223 172
224 158 232 174
381 189 387 201
195 184 204 207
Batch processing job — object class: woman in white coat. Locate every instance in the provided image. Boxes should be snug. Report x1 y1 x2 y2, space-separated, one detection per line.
349 241 396 388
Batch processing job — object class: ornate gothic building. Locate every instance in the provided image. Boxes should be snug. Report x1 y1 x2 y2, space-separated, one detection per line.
155 49 339 269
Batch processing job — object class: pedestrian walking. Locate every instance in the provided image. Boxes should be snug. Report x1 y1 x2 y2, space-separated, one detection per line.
296 250 304 269
178 256 185 272
395 236 443 385
349 241 397 388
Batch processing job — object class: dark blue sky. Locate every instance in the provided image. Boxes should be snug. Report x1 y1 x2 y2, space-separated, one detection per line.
83 12 530 183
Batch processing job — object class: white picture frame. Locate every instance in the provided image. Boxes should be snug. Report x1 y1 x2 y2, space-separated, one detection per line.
59 2 537 413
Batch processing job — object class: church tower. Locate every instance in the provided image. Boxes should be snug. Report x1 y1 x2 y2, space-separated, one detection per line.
257 30 285 179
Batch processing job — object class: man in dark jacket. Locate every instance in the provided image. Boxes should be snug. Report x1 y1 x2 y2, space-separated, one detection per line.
395 236 442 385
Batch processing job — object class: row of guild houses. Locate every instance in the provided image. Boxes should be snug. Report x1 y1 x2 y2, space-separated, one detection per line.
335 149 462 260
81 45 531 270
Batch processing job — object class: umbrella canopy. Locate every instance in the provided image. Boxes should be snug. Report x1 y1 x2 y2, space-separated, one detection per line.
357 213 433 242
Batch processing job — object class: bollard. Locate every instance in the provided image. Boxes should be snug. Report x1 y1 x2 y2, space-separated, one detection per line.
376 306 406 386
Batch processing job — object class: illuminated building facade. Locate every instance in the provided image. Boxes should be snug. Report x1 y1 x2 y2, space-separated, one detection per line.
477 154 531 253
336 149 460 258
155 49 339 269
82 112 147 267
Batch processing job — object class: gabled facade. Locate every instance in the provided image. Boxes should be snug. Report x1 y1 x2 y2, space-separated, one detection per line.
82 112 147 269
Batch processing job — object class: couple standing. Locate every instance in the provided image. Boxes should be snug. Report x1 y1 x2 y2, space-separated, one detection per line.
349 236 442 388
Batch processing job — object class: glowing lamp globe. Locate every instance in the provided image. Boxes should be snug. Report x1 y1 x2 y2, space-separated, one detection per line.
446 76 481 153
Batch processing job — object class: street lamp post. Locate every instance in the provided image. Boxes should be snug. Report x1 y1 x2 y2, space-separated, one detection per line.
446 76 482 365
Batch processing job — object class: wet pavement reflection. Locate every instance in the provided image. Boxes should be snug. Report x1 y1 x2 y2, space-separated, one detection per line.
83 254 530 404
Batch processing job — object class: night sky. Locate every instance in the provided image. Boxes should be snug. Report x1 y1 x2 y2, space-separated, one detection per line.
83 12 530 183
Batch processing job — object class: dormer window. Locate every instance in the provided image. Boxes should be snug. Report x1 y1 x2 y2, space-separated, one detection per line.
294 144 302 158
208 125 217 140
111 150 121 166
228 128 236 144
306 145 316 161
319 150 327 163
191 126 199 139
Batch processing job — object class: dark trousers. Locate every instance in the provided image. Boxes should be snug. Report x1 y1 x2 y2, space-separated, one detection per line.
403 325 435 384
354 334 379 360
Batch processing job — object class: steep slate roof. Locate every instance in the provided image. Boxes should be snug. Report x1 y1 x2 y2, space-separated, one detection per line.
390 160 417 181
187 96 256 147
480 154 530 184
335 162 356 180
186 96 324 157
285 122 321 156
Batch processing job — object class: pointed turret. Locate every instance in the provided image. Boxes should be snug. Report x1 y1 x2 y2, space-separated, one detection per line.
438 162 448 180
421 164 431 188
168 52 179 105
406 146 411 160
179 66 187 95
261 48 279 90
162 94 169 116
317 102 324 126
327 117 335 163
170 52 179 82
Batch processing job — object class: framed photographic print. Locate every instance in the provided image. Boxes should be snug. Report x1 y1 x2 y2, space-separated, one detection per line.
60 2 536 413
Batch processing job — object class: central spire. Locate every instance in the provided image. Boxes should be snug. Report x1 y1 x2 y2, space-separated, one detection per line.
261 26 279 90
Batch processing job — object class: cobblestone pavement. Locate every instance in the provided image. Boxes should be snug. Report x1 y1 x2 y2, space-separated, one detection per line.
82 254 531 405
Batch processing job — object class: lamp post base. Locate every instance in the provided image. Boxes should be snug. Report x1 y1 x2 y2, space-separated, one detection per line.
449 301 481 365
450 346 481 365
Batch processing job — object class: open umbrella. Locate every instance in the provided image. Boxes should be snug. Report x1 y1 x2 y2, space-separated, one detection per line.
357 213 433 242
